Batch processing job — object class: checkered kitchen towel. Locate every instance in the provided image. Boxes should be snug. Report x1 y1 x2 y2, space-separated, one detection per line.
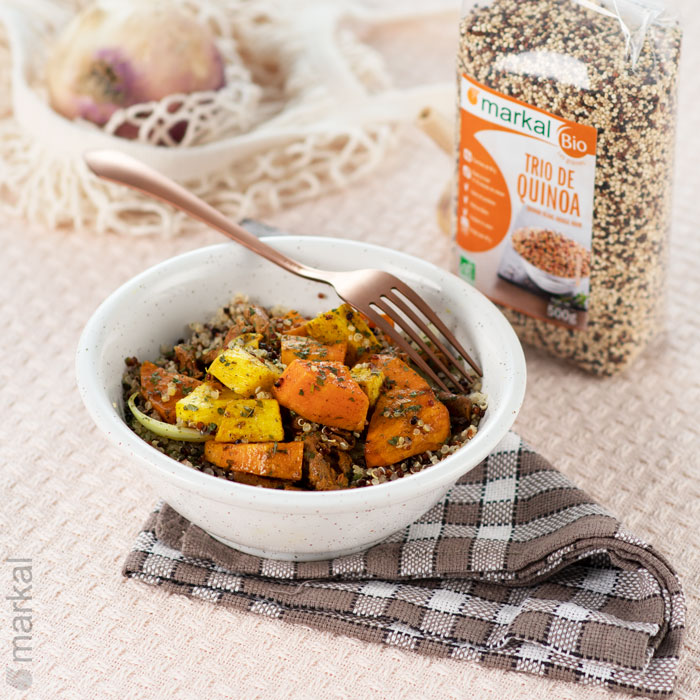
124 433 685 696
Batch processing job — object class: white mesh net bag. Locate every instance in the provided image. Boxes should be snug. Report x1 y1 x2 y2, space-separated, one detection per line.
0 0 452 235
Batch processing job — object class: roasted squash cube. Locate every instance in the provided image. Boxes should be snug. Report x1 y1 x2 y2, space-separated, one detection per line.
364 389 450 467
175 382 240 428
273 360 369 431
204 441 303 480
350 364 385 406
208 346 281 397
279 310 308 336
367 354 431 393
306 303 381 364
140 361 202 424
215 399 284 442
280 335 347 366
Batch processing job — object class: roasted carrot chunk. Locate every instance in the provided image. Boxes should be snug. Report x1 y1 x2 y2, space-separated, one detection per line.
366 354 431 394
364 389 450 467
204 441 303 481
140 361 202 424
280 336 347 366
273 360 369 431
279 310 309 336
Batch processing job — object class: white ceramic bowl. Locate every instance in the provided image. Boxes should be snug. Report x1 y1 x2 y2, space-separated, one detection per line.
519 257 586 296
76 237 526 561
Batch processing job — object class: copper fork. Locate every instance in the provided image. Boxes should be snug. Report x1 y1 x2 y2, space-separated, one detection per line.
84 150 482 391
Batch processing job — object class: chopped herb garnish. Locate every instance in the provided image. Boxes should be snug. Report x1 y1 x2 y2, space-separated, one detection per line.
387 436 400 446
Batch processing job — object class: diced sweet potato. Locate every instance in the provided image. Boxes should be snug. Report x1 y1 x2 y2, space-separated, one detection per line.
279 310 308 336
215 399 284 442
350 364 385 406
366 354 431 394
273 360 369 431
175 382 240 428
140 361 202 424
205 441 303 480
364 389 450 467
305 303 382 364
280 336 347 366
208 346 281 397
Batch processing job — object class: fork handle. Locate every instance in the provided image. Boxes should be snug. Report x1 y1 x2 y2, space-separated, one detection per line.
84 150 334 284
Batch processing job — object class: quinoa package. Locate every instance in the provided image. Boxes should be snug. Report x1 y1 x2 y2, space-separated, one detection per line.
454 0 681 375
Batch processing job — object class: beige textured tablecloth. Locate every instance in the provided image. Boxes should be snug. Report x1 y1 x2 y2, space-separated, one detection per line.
2 4 699 699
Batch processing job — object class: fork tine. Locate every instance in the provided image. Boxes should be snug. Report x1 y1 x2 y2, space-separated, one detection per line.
372 296 467 390
389 278 483 377
358 306 452 393
379 289 474 387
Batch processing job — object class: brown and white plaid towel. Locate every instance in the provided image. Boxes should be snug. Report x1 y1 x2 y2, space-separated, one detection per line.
123 432 685 696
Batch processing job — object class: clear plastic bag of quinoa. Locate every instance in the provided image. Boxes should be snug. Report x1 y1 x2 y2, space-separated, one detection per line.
453 0 682 375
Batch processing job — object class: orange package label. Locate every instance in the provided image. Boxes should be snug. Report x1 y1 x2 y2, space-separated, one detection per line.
456 74 597 330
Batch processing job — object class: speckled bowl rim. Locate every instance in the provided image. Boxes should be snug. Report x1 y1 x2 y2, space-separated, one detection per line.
76 236 526 514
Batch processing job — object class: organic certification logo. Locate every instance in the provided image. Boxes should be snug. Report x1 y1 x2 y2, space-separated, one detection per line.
459 256 476 283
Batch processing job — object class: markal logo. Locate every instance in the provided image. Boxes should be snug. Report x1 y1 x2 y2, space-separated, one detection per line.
461 75 596 158
5 558 33 692
475 93 552 138
461 76 555 138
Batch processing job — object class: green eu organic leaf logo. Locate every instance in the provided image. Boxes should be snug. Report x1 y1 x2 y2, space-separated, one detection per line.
459 256 476 283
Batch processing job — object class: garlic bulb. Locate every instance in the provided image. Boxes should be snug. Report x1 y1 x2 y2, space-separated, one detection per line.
47 0 225 126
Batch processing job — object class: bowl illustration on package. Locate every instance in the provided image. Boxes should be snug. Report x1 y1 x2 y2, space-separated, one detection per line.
511 227 590 296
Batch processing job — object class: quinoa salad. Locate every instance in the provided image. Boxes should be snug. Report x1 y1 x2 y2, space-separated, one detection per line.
122 296 486 491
